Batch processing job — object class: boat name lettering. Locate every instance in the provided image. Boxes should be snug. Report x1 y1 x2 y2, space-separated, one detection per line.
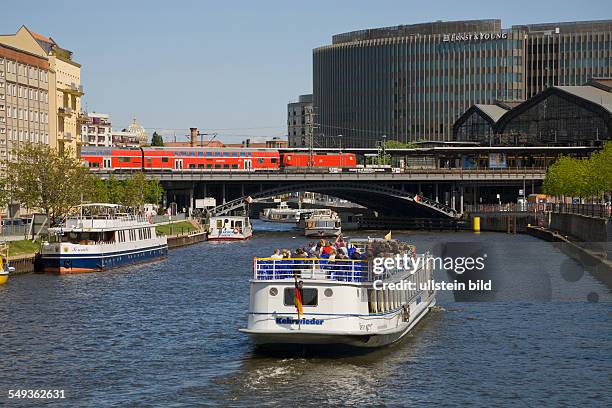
275 317 324 325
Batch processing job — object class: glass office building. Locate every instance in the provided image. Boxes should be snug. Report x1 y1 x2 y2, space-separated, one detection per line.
313 19 612 146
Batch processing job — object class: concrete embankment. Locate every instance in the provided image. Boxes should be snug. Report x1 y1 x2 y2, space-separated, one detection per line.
548 212 611 243
167 232 207 249
526 224 612 286
8 254 37 275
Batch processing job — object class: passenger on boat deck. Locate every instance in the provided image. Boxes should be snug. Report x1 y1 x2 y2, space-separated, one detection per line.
335 235 346 249
312 242 323 257
336 252 348 260
294 248 305 258
350 248 364 260
282 249 291 258
322 242 333 255
270 249 283 259
327 248 337 260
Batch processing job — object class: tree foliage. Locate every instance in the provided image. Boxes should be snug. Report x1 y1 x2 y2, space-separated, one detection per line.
7 143 94 223
385 139 417 149
0 178 8 210
151 131 164 146
90 173 163 208
543 141 612 198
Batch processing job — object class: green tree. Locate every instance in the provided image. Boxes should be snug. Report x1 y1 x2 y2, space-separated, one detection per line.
7 143 93 224
0 177 8 210
144 178 163 205
151 131 164 146
590 141 612 198
385 140 417 149
544 141 612 200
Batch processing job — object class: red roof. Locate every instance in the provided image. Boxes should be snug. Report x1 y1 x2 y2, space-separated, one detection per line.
30 30 54 45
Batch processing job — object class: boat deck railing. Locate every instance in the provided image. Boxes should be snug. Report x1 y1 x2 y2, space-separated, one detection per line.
63 214 151 229
253 257 371 283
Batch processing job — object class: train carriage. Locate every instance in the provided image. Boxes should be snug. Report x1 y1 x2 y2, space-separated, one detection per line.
82 147 357 173
82 147 143 171
280 152 356 169
144 147 280 171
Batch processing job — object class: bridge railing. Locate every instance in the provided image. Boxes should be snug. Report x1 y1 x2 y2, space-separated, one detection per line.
466 203 611 219
547 203 611 219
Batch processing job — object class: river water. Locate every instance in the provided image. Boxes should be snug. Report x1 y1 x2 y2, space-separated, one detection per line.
1 225 610 406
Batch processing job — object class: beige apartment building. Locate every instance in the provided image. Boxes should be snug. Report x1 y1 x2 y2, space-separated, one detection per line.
0 26 83 157
0 27 51 169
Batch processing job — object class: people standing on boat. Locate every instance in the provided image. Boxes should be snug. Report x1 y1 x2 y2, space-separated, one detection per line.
270 249 283 259
335 235 346 248
350 248 364 260
321 241 333 256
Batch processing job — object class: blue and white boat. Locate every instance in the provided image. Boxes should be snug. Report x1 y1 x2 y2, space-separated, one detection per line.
240 238 436 349
40 204 168 274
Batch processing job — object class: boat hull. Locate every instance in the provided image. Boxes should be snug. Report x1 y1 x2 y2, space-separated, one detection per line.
0 273 8 285
304 228 341 238
259 215 299 224
241 296 435 349
41 244 168 274
208 234 252 241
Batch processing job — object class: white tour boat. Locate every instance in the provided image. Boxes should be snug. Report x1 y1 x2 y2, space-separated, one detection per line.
40 204 168 274
303 209 341 238
240 238 436 349
207 215 253 241
259 202 310 224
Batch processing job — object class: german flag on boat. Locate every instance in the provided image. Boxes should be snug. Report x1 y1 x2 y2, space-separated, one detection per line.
294 277 304 318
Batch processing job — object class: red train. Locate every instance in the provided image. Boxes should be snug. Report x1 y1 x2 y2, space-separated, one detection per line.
81 147 357 172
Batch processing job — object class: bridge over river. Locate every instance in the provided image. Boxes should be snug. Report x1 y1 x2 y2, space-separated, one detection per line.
98 168 545 218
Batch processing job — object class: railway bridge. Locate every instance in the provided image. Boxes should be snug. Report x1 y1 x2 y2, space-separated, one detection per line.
98 168 546 218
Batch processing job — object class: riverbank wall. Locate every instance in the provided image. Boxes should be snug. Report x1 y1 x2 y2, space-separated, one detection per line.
526 225 612 286
167 232 207 249
549 213 611 243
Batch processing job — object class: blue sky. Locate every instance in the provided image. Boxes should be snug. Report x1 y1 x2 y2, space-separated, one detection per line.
2 0 609 142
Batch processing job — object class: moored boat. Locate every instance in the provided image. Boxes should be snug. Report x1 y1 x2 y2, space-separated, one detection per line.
40 204 168 274
207 215 252 241
259 202 311 224
240 238 436 349
303 209 341 238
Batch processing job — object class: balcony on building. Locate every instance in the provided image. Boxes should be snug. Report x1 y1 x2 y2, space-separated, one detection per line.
58 107 73 117
60 82 84 97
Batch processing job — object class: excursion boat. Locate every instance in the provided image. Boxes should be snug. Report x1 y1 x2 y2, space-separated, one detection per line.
207 215 253 241
40 204 168 274
303 209 341 238
240 238 436 349
259 202 310 224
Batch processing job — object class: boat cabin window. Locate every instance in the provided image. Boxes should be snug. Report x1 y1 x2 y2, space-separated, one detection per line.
284 288 317 307
60 231 114 244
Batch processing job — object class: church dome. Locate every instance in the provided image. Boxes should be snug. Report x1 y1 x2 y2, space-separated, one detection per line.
127 115 148 144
